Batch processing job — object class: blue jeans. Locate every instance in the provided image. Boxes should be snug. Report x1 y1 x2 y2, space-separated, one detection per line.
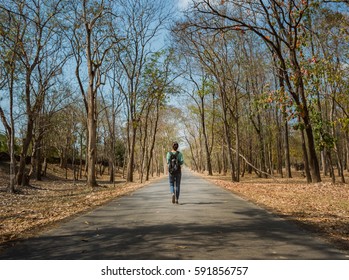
169 172 181 200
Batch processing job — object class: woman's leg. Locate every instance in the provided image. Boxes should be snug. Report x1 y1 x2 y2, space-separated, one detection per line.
169 174 175 203
175 172 181 202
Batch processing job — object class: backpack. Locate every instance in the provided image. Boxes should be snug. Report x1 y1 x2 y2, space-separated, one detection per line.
168 151 180 175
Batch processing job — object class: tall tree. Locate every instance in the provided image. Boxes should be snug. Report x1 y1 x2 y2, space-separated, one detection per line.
0 5 20 192
67 0 119 187
113 0 174 182
141 50 178 182
101 62 124 184
183 69 215 176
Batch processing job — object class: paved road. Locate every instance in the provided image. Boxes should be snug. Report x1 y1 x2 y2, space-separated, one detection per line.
1 170 348 260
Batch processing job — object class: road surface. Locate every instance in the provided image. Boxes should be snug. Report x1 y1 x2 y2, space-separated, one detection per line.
1 170 348 259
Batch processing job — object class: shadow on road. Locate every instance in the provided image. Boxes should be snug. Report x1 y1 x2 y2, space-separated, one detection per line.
1 208 346 260
1 171 348 260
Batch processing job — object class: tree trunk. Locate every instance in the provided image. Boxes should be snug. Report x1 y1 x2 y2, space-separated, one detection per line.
216 151 222 174
85 21 98 188
275 65 291 178
139 119 146 183
162 147 167 175
326 150 335 184
109 160 115 184
304 121 321 182
221 95 236 182
146 102 160 181
234 96 240 181
346 132 349 172
291 50 321 183
42 157 48 177
276 111 283 177
284 117 292 178
17 116 34 186
330 97 345 183
9 134 16 192
252 114 267 178
79 132 84 179
300 125 312 183
235 119 240 181
31 128 44 181
86 92 97 187
200 96 213 176
0 109 16 193
127 124 137 182
321 150 328 176
222 141 227 175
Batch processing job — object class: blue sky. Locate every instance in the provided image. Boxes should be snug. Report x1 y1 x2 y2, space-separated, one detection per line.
177 0 191 10
0 0 193 135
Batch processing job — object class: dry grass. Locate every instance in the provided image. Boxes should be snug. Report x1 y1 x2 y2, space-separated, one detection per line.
203 171 349 251
0 163 162 246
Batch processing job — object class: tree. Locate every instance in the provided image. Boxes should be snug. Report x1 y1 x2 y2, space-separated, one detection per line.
181 67 216 175
67 0 119 187
113 0 174 182
305 5 349 182
140 50 178 182
173 18 244 181
0 0 68 188
192 0 322 182
0 5 19 192
101 60 124 184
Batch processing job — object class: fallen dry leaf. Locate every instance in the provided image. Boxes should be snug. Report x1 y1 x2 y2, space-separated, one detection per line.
0 165 161 246
204 172 349 251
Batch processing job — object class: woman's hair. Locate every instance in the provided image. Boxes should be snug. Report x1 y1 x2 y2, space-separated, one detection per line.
172 141 178 151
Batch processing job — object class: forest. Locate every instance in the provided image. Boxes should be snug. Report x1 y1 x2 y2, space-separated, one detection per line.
1 0 349 193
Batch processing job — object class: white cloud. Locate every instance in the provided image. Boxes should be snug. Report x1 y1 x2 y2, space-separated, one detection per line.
177 0 192 10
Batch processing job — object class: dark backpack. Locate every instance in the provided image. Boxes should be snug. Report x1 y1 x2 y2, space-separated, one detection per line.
168 151 180 175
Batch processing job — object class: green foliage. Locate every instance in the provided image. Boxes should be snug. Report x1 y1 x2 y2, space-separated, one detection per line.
292 122 305 131
0 133 7 152
114 138 126 166
196 77 215 98
0 132 21 154
140 49 179 109
311 109 335 151
336 117 349 133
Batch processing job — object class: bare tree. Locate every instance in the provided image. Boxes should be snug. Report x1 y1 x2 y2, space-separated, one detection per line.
113 0 174 182
0 6 20 192
181 65 215 176
191 0 322 182
67 0 119 187
0 0 68 188
173 20 242 181
140 50 178 182
100 62 124 184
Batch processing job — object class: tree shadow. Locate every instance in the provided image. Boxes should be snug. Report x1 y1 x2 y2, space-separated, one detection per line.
1 208 347 260
180 202 224 205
